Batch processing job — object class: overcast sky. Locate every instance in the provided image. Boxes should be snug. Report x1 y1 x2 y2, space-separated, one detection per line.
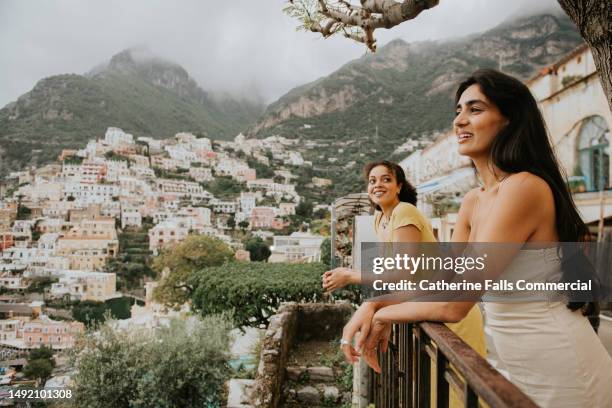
0 0 561 107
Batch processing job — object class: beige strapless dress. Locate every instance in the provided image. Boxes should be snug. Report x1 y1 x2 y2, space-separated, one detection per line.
483 248 612 407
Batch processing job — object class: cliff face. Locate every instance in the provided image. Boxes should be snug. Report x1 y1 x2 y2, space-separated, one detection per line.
0 47 264 176
250 13 582 141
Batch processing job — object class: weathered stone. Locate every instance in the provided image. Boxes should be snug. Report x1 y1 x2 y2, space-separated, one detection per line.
342 391 352 402
297 386 321 404
307 366 334 381
322 385 340 402
286 366 307 381
273 327 284 341
226 379 256 408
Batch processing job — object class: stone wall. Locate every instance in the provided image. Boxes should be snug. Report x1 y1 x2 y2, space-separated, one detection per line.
251 302 352 408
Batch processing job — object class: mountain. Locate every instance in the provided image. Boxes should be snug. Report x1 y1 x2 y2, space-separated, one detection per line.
0 48 264 176
253 13 582 140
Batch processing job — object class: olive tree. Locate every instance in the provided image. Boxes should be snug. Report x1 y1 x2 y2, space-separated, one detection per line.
152 235 234 308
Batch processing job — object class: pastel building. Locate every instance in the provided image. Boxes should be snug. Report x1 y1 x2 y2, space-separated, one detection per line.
50 270 118 301
148 220 189 255
22 317 85 349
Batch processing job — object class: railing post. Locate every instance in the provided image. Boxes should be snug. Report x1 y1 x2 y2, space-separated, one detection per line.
464 384 478 408
435 347 449 408
417 327 431 408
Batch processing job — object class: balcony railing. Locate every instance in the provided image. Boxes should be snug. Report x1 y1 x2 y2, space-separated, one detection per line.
368 322 538 408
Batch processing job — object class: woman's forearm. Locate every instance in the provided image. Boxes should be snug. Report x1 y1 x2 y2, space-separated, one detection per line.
348 269 361 285
374 301 475 324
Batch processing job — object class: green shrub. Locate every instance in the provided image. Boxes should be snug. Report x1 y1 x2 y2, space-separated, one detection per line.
72 297 135 328
70 315 232 408
190 262 327 327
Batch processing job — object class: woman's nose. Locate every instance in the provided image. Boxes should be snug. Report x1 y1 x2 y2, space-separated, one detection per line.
453 111 468 127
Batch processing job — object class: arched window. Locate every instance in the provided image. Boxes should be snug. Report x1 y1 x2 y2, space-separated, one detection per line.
578 116 611 191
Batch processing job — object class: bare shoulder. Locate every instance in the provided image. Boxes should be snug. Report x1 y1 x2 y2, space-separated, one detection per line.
497 172 555 221
501 172 554 201
459 188 480 212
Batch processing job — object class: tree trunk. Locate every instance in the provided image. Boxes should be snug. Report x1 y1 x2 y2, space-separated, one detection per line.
557 0 612 111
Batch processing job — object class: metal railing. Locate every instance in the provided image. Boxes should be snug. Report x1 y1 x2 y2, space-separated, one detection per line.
368 322 539 408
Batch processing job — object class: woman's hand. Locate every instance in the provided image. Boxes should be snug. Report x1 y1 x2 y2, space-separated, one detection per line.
322 267 358 293
361 316 392 374
340 302 377 363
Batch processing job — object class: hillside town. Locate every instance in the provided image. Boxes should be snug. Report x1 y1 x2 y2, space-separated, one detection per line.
0 125 330 389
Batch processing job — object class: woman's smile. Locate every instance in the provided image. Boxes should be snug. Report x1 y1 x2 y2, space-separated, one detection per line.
367 165 401 210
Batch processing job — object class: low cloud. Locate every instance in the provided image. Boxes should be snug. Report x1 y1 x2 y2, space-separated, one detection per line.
0 0 563 107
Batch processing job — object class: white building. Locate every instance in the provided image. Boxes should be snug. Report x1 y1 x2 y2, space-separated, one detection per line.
61 162 107 184
49 270 118 302
270 232 325 263
279 202 297 216
285 151 304 166
121 206 142 228
239 192 257 216
30 180 63 202
64 183 120 205
212 200 237 214
137 136 162 151
37 233 60 252
165 145 197 162
104 127 134 146
105 160 130 182
130 165 155 179
156 179 207 198
189 167 214 182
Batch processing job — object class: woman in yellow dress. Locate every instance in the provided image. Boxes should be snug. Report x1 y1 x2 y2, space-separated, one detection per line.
323 160 485 406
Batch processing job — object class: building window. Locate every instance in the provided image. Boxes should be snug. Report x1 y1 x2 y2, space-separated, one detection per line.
578 116 611 192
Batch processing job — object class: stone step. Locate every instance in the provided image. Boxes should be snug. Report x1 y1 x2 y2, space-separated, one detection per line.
282 384 351 407
285 365 336 382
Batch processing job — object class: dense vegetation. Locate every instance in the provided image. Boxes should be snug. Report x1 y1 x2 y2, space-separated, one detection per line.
70 315 232 408
24 346 56 384
106 221 155 291
71 297 136 328
199 176 245 200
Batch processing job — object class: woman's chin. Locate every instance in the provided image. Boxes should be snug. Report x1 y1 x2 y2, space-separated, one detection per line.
457 144 476 157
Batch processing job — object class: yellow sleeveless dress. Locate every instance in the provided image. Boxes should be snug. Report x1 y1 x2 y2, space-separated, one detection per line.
375 202 486 407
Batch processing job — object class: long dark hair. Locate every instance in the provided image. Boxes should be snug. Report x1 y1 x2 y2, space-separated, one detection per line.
456 69 593 312
364 160 417 211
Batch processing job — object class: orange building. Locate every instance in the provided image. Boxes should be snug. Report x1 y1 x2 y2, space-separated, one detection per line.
0 232 14 251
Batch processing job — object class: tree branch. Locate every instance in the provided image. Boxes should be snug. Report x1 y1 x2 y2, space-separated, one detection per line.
286 0 440 52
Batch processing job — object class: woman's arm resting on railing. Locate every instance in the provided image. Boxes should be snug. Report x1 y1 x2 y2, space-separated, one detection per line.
361 301 476 372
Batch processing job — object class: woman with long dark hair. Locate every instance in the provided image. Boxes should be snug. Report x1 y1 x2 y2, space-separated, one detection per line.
341 69 612 407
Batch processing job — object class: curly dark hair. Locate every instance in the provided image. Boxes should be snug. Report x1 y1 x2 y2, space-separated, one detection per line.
364 160 417 211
